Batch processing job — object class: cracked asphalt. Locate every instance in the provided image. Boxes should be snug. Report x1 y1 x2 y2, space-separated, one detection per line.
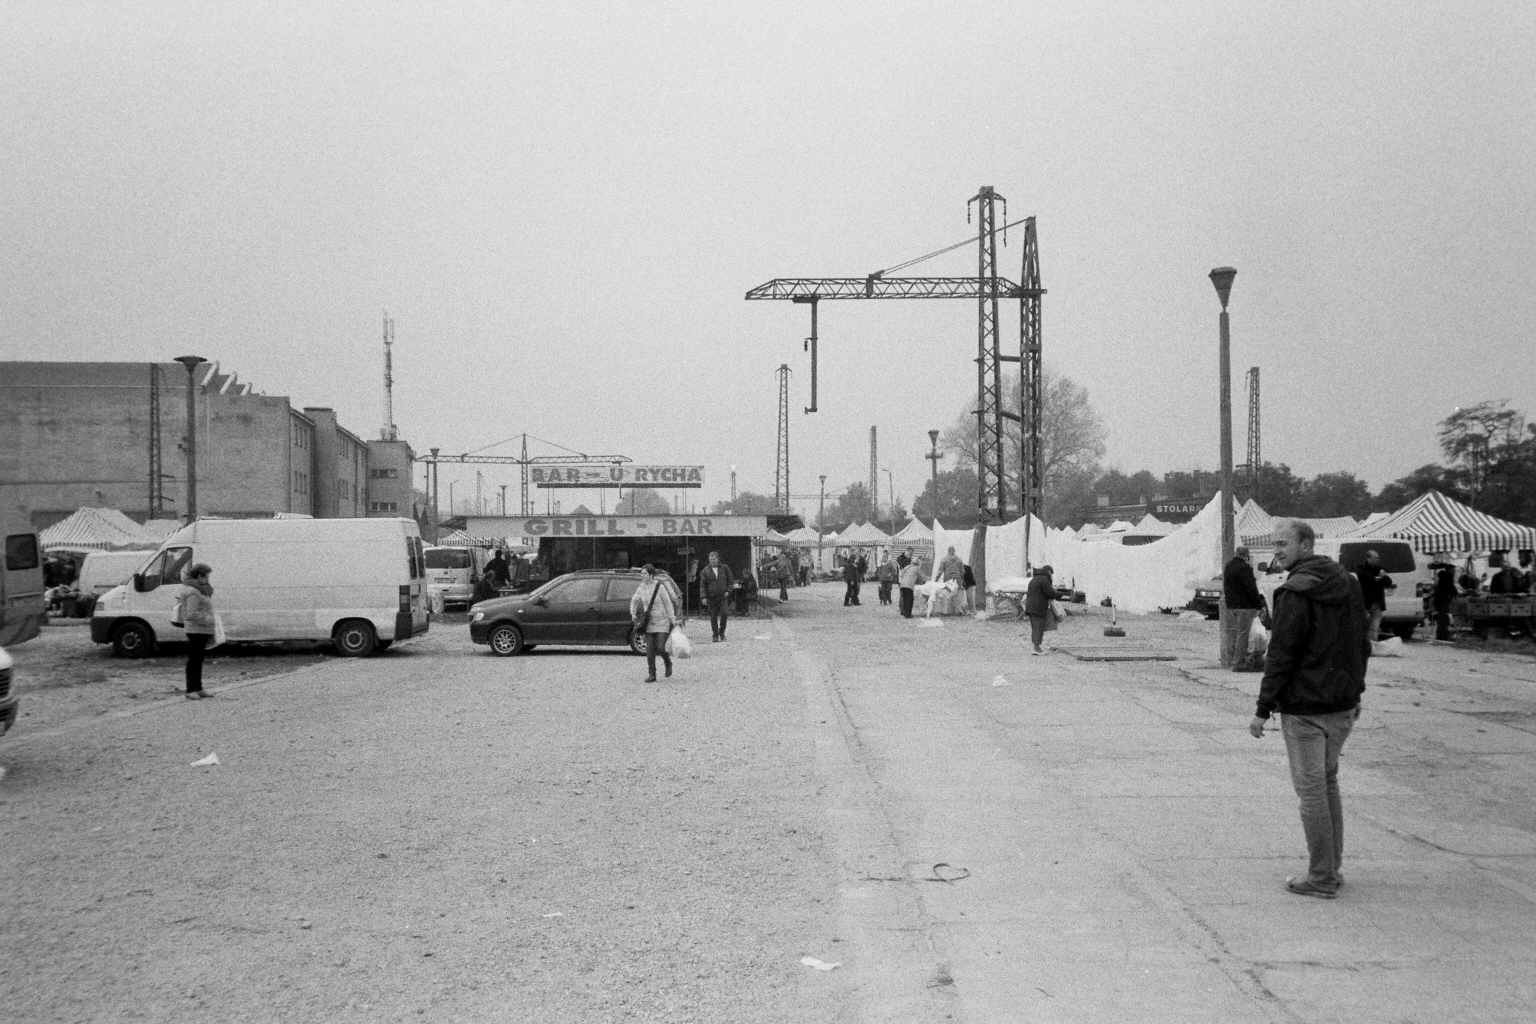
3 586 1535 1022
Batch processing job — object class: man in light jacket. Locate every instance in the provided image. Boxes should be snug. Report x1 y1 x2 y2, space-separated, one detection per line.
698 551 735 643
897 559 926 618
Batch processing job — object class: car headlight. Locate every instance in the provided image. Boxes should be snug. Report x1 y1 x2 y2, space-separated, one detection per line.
471 611 485 622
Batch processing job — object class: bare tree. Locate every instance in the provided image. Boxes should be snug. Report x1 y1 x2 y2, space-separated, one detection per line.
939 366 1106 519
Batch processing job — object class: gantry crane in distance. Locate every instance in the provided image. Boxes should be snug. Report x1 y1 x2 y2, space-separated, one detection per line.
745 189 1046 534
419 434 632 521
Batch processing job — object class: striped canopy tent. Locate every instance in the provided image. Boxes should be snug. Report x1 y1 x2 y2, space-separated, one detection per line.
1235 499 1276 547
780 526 824 547
836 521 892 547
892 518 935 543
39 507 165 552
1344 489 1536 554
758 529 793 547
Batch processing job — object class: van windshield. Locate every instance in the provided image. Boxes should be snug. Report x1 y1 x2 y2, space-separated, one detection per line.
1337 543 1415 573
425 548 471 570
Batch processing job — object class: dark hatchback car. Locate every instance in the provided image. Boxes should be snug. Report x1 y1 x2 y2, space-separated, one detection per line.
468 569 672 656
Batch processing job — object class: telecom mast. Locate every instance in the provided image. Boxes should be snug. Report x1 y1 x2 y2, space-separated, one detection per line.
774 364 791 511
869 426 878 518
381 311 398 440
1245 367 1260 499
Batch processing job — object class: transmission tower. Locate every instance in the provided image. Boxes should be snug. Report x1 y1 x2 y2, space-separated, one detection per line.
1245 367 1261 499
148 362 166 515
1018 218 1043 525
970 186 1007 523
868 426 877 519
775 364 791 511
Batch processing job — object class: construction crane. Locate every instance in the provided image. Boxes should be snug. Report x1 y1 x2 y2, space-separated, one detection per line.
746 189 1045 587
419 434 632 522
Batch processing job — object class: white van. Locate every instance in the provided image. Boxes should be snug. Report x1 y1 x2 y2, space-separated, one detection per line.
78 550 154 598
90 517 430 658
423 545 485 607
1257 538 1427 639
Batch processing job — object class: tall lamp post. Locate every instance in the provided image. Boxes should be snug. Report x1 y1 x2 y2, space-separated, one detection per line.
174 356 205 523
1209 267 1237 568
925 430 944 526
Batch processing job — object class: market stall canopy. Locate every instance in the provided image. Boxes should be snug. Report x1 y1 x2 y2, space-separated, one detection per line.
40 507 167 552
836 521 893 546
892 518 935 543
760 530 792 546
1343 489 1536 554
1235 499 1275 547
780 526 824 547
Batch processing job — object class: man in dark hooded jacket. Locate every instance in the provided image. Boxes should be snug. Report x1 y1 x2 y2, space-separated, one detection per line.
1249 518 1370 899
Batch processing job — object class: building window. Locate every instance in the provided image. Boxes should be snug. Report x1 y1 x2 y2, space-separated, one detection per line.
369 468 398 479
370 502 398 513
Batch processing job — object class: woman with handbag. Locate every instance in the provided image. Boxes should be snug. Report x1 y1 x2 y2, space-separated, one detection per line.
176 563 217 699
628 564 677 683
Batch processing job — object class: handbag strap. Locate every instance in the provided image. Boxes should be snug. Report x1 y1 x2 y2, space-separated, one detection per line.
643 582 662 623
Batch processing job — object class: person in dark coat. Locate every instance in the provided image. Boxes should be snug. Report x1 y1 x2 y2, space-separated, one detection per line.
842 557 862 606
1024 565 1055 655
876 555 898 606
483 549 511 587
1250 519 1370 899
1223 546 1266 669
698 550 736 642
1354 549 1393 640
1430 560 1458 641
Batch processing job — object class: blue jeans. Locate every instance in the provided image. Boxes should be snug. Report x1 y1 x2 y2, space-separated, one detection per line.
1281 709 1358 889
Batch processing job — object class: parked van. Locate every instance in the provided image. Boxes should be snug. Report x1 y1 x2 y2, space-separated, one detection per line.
423 545 486 607
2 517 46 737
78 550 154 597
1257 538 1427 639
90 517 430 658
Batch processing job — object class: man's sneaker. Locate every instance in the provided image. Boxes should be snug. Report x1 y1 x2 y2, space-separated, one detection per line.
1285 876 1338 899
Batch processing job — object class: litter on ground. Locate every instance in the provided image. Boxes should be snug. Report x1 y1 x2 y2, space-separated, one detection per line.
917 619 944 628
801 957 841 971
189 752 220 767
991 675 1010 687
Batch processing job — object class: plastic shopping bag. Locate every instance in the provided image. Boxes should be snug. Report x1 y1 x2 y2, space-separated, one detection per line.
211 613 228 650
666 625 692 660
1248 616 1269 657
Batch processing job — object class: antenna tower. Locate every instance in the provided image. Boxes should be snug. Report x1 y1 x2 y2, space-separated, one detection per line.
1245 366 1260 499
148 362 166 514
968 186 1007 522
774 364 791 511
868 426 878 519
382 311 398 440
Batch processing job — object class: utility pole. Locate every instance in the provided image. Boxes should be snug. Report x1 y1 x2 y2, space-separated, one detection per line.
499 484 508 516
926 429 943 526
817 474 827 572
174 356 205 523
869 426 878 523
1210 267 1237 566
883 468 894 536
730 465 737 507
381 312 397 441
775 364 791 511
1245 367 1261 502
429 447 440 540
148 363 165 516
969 186 1007 525
1019 217 1044 574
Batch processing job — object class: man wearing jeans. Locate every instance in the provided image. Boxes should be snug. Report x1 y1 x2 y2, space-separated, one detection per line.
1249 519 1370 899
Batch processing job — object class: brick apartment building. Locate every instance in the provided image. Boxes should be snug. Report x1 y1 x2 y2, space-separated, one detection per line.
0 361 416 530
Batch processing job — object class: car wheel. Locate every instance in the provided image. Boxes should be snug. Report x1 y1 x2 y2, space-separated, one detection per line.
112 621 155 659
628 627 648 656
334 619 378 657
488 623 524 656
1392 623 1416 641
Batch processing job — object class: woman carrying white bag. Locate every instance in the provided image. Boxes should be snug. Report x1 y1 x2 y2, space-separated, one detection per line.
174 563 219 699
629 564 679 683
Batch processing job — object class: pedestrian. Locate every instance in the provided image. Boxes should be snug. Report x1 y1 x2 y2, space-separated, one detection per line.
735 571 757 617
470 571 501 607
1430 558 1457 641
176 563 217 699
897 547 913 570
937 545 964 585
876 554 897 606
897 558 925 618
699 550 735 642
1354 549 1393 640
1223 545 1267 669
629 564 677 683
775 552 792 601
961 563 977 614
483 548 511 588
1024 564 1054 655
842 556 862 606
1249 518 1370 899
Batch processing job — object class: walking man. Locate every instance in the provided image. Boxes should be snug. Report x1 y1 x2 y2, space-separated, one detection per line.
842 556 862 606
699 550 735 642
1249 519 1370 899
1222 545 1266 669
1354 549 1392 640
1024 564 1054 655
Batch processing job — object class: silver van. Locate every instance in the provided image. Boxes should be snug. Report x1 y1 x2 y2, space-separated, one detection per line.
1258 538 1426 639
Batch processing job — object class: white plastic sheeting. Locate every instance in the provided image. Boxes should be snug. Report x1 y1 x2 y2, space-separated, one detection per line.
934 495 1228 614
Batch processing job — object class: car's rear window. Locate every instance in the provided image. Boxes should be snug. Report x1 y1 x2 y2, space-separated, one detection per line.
1337 543 1415 573
607 578 641 603
425 548 472 570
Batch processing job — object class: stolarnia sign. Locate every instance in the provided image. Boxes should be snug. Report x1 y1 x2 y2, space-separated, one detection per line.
530 465 704 489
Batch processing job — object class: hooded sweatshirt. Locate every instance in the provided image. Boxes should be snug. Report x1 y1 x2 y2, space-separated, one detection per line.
1256 555 1369 719
179 578 216 634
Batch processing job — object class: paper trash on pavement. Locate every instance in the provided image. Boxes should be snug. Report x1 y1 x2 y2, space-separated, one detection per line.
189 752 220 767
800 957 841 971
991 675 1010 686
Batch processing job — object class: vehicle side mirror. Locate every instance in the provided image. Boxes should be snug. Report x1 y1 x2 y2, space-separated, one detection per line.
1256 563 1269 573
131 573 145 593
533 596 547 607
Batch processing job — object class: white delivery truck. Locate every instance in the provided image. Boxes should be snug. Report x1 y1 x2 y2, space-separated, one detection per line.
91 517 430 658
1256 538 1428 640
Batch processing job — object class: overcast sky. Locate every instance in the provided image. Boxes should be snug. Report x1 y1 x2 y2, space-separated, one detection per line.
4 2 1533 521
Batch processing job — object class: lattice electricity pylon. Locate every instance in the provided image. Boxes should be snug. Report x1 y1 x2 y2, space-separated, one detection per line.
1246 366 1261 497
1017 217 1044 524
969 186 1008 523
775 364 791 511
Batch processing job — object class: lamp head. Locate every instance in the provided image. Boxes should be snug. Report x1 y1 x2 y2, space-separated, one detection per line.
928 429 940 447
1208 267 1236 309
174 355 206 373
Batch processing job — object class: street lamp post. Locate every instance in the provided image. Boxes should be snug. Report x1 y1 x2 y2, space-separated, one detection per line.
925 430 943 527
883 468 895 537
1209 267 1237 567
174 356 205 522
817 474 827 572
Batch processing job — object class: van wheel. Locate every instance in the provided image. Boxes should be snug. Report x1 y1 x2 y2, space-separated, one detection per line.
1393 624 1416 641
629 627 649 656
488 623 524 656
112 621 156 659
334 620 378 657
